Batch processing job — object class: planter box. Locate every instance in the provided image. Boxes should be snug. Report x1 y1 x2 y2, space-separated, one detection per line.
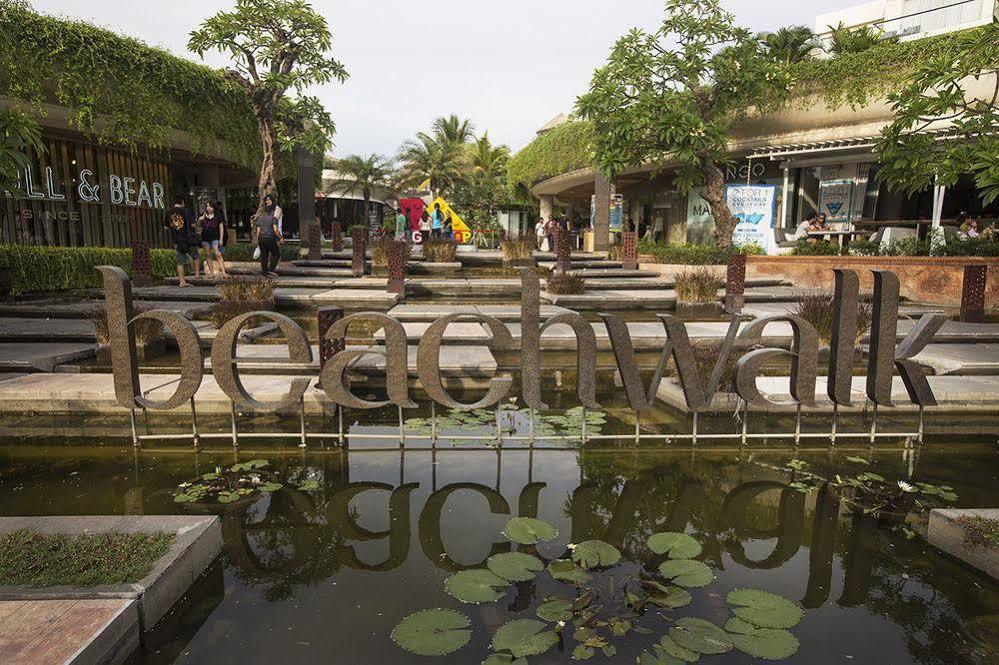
745 255 999 308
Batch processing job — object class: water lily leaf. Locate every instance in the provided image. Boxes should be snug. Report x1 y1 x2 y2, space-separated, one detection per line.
725 617 800 660
547 559 592 584
571 540 621 568
725 588 803 628
492 619 558 657
657 559 714 588
173 493 198 503
295 479 320 491
231 459 269 471
487 552 544 582
602 644 617 657
391 609 471 656
444 569 509 603
502 517 558 544
639 649 684 665
572 644 595 660
657 634 700 661
647 586 692 609
668 617 733 655
647 532 702 559
259 482 282 492
218 491 241 504
482 654 527 665
536 599 573 622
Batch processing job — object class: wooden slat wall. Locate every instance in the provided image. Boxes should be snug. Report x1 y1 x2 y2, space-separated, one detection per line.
1 136 172 248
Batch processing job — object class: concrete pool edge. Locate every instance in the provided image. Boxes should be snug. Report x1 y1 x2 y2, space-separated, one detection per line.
928 508 999 581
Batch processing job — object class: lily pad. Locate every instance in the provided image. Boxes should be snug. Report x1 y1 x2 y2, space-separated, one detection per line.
572 644 595 660
444 569 509 603
492 619 558 657
656 634 699 661
571 540 621 568
502 517 558 545
391 609 471 656
548 559 592 584
647 532 702 559
639 649 684 665
725 617 800 660
657 559 714 588
231 459 269 471
536 598 573 622
482 655 528 665
725 588 804 628
647 586 693 609
487 552 544 582
668 617 733 655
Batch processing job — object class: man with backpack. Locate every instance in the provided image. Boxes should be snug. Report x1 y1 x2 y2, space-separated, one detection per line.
165 195 200 287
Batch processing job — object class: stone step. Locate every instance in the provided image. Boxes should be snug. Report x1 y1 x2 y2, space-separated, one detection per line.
0 342 98 372
387 304 573 322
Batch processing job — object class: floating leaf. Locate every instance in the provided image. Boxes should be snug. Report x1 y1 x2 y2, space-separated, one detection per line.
725 617 800 660
668 617 733 655
259 482 283 492
231 459 269 471
647 586 692 609
487 552 544 582
657 559 714 588
391 609 471 656
656 634 699 661
572 644 595 660
571 540 621 568
218 491 242 504
725 589 804 628
648 532 702 559
492 619 558 657
482 655 527 665
502 517 558 544
173 493 198 503
444 569 509 603
845 456 870 465
536 599 573 622
548 559 592 584
296 479 320 491
602 644 617 657
639 649 684 665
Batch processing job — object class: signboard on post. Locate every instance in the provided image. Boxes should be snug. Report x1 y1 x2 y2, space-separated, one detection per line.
819 180 853 224
725 184 776 253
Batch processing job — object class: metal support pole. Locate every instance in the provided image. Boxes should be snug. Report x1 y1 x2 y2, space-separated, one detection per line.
529 407 535 448
398 405 405 449
337 405 344 446
431 402 438 448
229 400 238 449
793 403 801 446
495 404 503 449
299 396 307 449
740 399 748 446
190 398 200 449
129 408 139 447
917 405 925 444
869 403 878 445
830 403 838 446
691 411 698 446
581 407 588 445
634 412 640 446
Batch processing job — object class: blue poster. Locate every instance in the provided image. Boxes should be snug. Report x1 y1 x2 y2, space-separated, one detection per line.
725 184 777 253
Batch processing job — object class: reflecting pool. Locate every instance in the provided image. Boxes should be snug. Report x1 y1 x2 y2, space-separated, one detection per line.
1 438 997 664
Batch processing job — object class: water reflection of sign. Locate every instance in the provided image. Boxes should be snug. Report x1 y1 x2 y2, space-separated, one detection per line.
686 187 714 245
725 184 776 252
819 180 853 223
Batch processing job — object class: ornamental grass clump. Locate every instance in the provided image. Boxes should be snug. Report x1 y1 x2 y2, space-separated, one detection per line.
371 237 411 267
674 267 722 304
790 292 873 346
545 271 586 295
89 302 164 345
423 237 458 263
500 237 534 261
210 276 274 328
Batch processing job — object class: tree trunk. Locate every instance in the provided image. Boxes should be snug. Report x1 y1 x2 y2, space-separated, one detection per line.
700 157 736 249
256 114 278 215
362 193 371 236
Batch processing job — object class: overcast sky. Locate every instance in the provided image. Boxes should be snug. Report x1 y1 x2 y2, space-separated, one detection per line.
32 0 857 157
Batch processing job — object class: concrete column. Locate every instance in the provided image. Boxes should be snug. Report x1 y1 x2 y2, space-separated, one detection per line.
539 195 555 221
594 174 611 251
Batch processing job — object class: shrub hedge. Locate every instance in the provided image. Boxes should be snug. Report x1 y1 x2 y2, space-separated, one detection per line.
637 240 762 264
0 245 175 295
223 242 299 263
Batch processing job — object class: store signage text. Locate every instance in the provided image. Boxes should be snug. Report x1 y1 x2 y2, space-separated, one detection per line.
7 164 166 210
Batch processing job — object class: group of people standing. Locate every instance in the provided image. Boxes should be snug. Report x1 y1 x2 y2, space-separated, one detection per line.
534 211 572 251
393 202 455 241
165 196 230 288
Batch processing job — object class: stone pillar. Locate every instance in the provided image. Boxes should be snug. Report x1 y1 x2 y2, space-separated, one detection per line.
351 227 367 277
388 241 406 295
308 223 322 261
539 194 555 223
318 305 345 372
621 231 637 271
131 239 153 286
331 222 343 253
594 174 611 252
960 264 987 323
296 145 317 257
556 227 572 274
724 253 747 314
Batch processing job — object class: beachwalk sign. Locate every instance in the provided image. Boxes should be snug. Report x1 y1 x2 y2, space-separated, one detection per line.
99 267 945 447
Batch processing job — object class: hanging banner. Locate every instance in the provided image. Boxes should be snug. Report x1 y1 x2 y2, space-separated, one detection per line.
819 179 854 224
426 197 471 243
725 184 776 253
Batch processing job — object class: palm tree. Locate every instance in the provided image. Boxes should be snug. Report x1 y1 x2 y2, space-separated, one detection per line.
0 108 44 193
469 132 510 179
327 153 392 227
825 22 894 56
397 133 464 200
432 114 476 146
762 26 817 65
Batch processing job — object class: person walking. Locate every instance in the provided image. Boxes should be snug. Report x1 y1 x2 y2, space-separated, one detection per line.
395 207 407 241
262 194 284 268
431 203 444 238
535 217 547 251
254 194 283 277
165 195 200 288
546 215 558 254
199 201 228 280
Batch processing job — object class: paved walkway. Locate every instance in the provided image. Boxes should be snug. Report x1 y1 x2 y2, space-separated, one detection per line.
0 599 137 665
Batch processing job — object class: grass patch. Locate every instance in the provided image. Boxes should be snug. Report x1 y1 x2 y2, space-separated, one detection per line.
89 302 164 345
790 292 873 346
959 515 999 550
675 266 722 304
545 271 586 295
500 237 534 261
0 529 174 587
422 238 458 263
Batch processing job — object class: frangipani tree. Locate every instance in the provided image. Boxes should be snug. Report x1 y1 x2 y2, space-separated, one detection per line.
576 0 790 247
189 0 347 211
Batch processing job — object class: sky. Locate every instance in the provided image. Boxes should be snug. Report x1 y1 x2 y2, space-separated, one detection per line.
32 0 859 158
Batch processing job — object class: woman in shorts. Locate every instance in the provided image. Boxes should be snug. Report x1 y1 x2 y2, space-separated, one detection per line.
199 201 228 280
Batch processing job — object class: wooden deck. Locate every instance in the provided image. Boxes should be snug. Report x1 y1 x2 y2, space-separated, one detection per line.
0 599 136 665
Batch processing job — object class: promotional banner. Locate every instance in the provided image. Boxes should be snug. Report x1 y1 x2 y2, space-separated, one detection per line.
398 198 425 229
819 179 854 224
425 197 471 244
725 184 776 253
